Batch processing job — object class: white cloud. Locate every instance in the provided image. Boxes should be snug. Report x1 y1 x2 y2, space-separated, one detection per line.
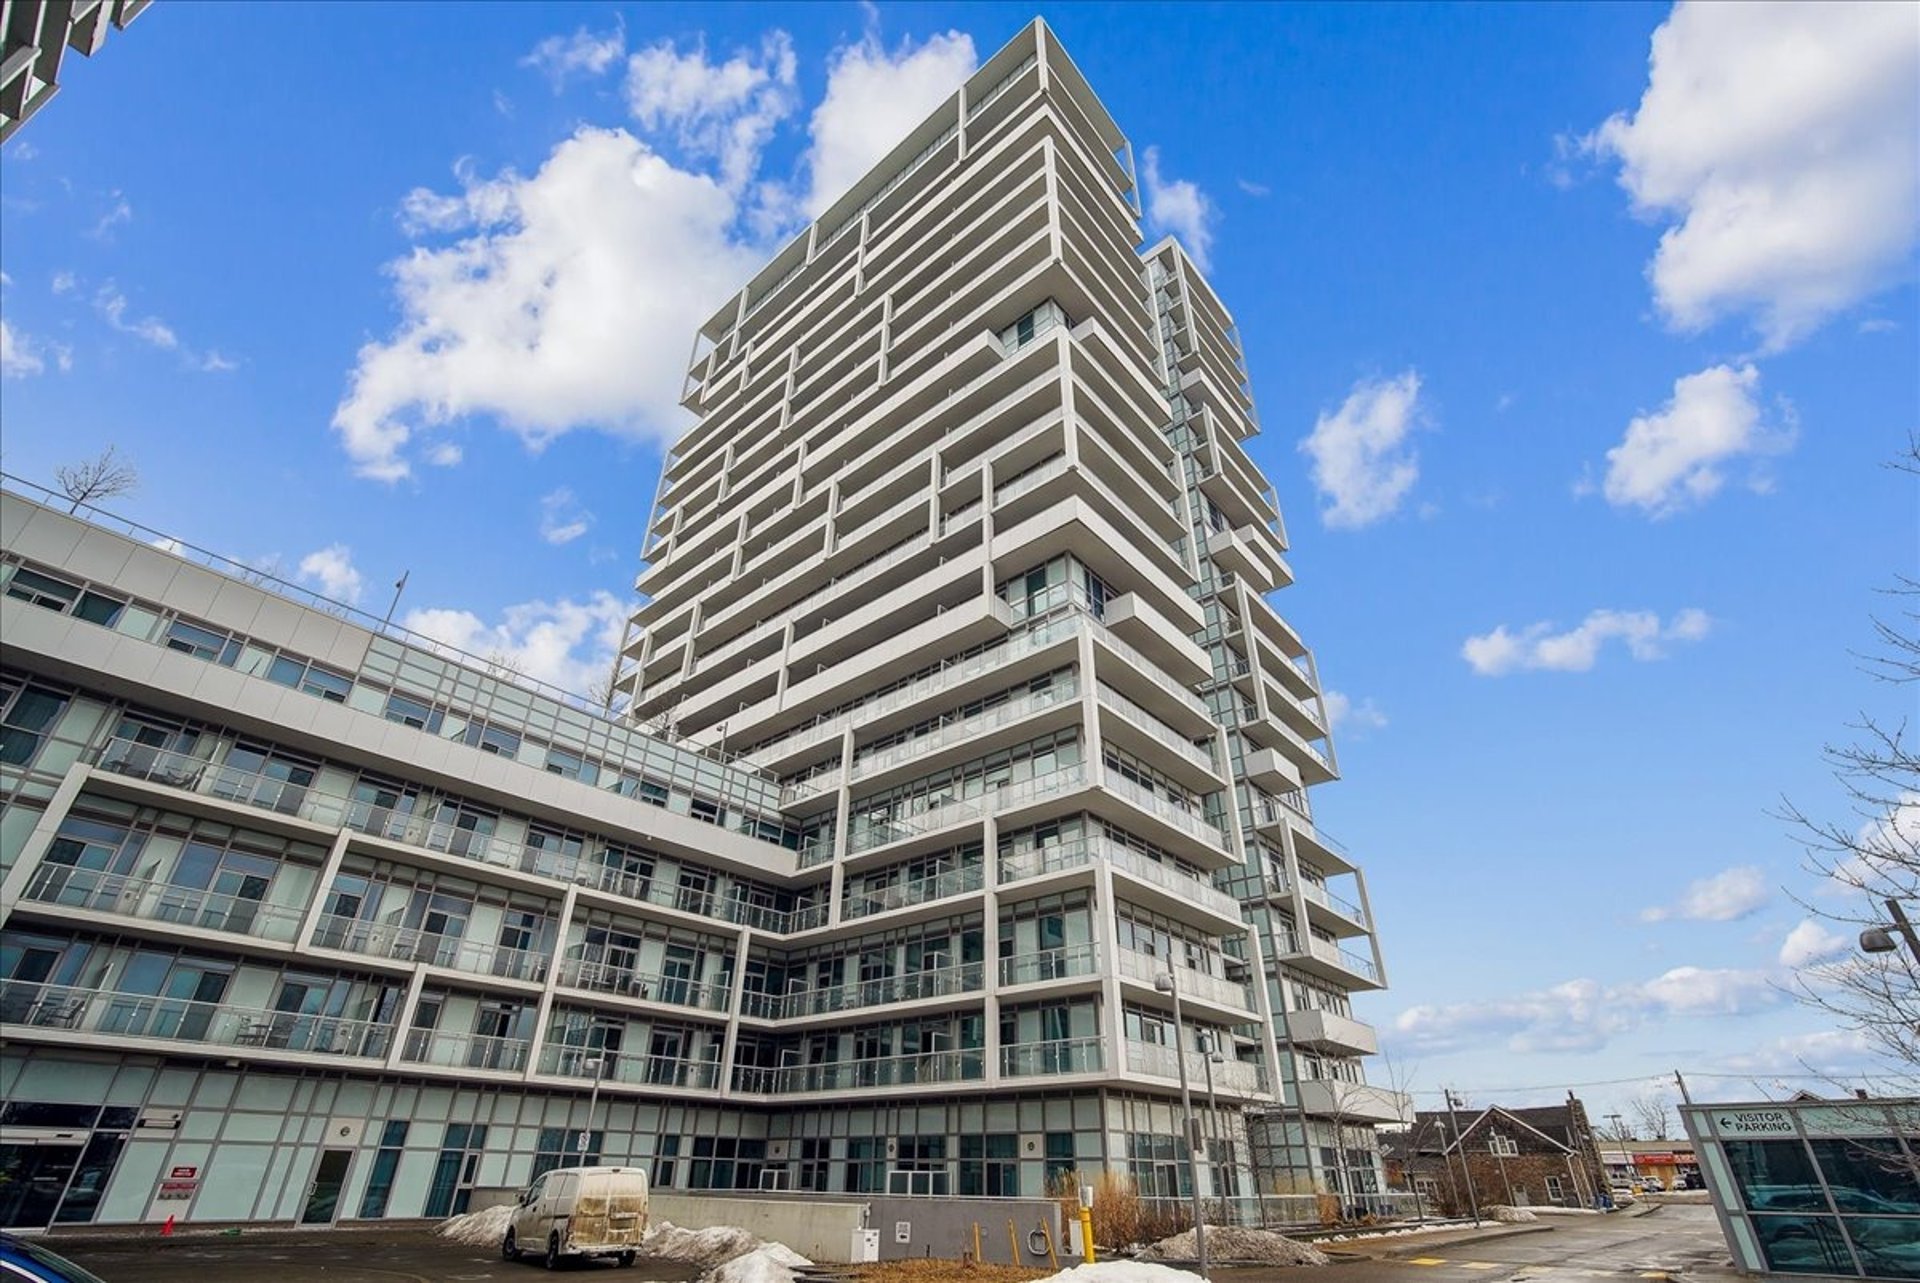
88 191 132 240
297 544 365 606
1235 178 1270 198
1391 965 1779 1056
333 127 764 481
92 282 235 373
425 442 464 468
522 22 626 90
1323 690 1387 735
1462 606 1711 676
2 319 44 377
50 270 75 295
1829 791 1920 897
539 487 594 545
1588 1 1920 350
1141 145 1215 272
402 591 629 696
802 29 975 217
626 32 798 194
1778 919 1851 968
336 25 979 483
1597 363 1794 517
1298 371 1424 529
1641 865 1771 923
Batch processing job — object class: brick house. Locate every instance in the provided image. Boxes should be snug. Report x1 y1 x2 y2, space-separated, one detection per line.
1382 1097 1611 1213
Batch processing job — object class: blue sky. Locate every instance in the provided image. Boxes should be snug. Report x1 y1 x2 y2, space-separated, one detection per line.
2 2 1914 1125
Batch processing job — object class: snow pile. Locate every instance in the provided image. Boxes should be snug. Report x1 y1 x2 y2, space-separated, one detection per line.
1138 1225 1330 1266
1486 1206 1538 1223
702 1242 811 1283
1528 1206 1601 1217
643 1222 768 1266
437 1204 513 1245
1043 1264 1219 1283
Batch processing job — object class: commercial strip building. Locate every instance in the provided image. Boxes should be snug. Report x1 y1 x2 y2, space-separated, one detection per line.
0 20 1402 1231
1681 1096 1919 1281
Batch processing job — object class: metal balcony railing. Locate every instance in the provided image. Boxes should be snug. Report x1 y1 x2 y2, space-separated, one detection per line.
1103 773 1228 853
1115 949 1253 1012
1095 684 1216 774
1000 1036 1104 1077
843 864 985 920
549 960 733 1012
1124 1041 1268 1094
401 1028 531 1073
20 866 306 944
538 1045 721 1090
309 914 551 982
731 1048 986 1094
849 680 1078 781
742 960 986 1021
1 983 394 1058
998 941 1099 986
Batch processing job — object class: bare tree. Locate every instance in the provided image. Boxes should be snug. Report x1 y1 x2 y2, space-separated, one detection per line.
1778 440 1919 1090
55 446 138 512
1629 1092 1673 1142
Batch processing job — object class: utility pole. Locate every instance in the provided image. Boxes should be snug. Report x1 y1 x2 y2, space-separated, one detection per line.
1444 1090 1482 1224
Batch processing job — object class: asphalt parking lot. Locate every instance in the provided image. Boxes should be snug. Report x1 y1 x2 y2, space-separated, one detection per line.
43 1226 704 1283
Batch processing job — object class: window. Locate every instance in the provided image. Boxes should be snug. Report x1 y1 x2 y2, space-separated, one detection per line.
545 748 597 785
266 654 353 703
358 1121 410 1218
461 720 522 757
383 692 444 733
1490 1134 1519 1157
5 567 80 611
0 682 69 767
1545 1176 1565 1203
960 1134 1018 1196
163 618 240 665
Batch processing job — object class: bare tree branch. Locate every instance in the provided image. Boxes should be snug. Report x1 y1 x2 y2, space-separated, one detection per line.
54 446 139 512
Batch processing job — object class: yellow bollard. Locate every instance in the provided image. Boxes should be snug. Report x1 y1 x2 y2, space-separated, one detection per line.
1079 1203 1096 1263
972 1221 982 1264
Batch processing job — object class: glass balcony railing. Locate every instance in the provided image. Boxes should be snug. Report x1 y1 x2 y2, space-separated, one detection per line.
88 738 825 936
849 681 1079 782
1114 949 1253 1011
310 913 551 982
1000 1036 1104 1077
20 866 307 944
550 960 732 1012
1123 1041 1268 1095
400 1028 531 1073
1103 773 1228 853
731 1048 986 1094
998 941 1099 986
0 983 394 1058
842 864 985 919
740 960 985 1020
1095 684 1216 774
537 1044 720 1090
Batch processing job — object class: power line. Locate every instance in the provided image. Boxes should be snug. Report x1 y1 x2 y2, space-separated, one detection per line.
1406 1069 1889 1097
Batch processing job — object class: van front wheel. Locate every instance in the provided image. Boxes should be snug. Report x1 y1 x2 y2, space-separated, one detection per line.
502 1230 517 1261
545 1233 561 1270
619 1252 635 1268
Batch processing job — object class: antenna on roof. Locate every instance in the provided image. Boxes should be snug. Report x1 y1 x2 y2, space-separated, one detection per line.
383 571 410 629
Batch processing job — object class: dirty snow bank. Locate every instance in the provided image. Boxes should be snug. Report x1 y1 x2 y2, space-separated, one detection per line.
1042 1264 1220 1283
1486 1205 1538 1223
437 1204 513 1245
644 1222 769 1266
703 1242 811 1283
1138 1225 1330 1266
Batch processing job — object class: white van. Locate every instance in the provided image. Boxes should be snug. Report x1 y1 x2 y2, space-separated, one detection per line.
503 1165 649 1269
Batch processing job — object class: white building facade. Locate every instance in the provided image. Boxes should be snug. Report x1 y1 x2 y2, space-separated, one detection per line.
0 20 1401 1233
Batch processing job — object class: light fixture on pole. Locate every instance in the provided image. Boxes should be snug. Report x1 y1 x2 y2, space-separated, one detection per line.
1199 1031 1225 1192
1443 1089 1482 1224
578 1056 604 1157
1858 898 1920 963
1156 970 1208 1279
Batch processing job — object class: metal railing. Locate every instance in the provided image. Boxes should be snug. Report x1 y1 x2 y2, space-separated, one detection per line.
309 914 551 982
732 1048 985 1094
1000 1036 1103 1077
401 1029 531 1073
1115 949 1253 1012
20 866 306 944
548 960 732 1011
843 864 985 919
849 680 1078 781
998 941 1099 986
742 959 985 1021
1096 683 1216 774
1104 773 1228 852
1 983 393 1057
537 1045 721 1090
1124 1041 1268 1094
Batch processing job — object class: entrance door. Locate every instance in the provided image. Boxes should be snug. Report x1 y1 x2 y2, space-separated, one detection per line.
0 1142 81 1228
301 1149 353 1224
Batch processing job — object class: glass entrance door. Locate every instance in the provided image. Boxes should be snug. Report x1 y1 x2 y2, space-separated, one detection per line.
301 1149 353 1224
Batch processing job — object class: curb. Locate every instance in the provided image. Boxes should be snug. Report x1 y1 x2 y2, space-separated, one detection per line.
1321 1223 1559 1261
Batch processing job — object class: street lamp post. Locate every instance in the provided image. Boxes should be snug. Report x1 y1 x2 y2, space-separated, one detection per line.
1199 1032 1226 1210
578 1056 604 1158
1443 1089 1483 1224
1156 971 1208 1279
1859 898 1920 963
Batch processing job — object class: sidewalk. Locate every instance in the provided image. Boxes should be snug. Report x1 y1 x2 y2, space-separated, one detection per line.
1320 1221 1560 1261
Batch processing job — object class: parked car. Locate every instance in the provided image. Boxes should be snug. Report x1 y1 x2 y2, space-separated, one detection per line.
0 1234 110 1283
504 1164 649 1269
